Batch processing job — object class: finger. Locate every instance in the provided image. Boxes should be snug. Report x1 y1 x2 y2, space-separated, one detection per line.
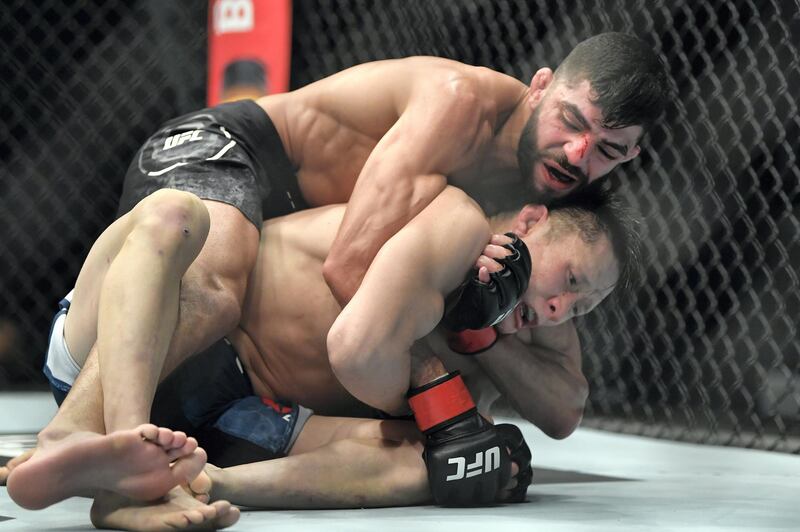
490 233 513 246
475 255 504 273
482 243 512 259
477 266 490 283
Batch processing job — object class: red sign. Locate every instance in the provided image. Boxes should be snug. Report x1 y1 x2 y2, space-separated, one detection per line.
207 0 292 105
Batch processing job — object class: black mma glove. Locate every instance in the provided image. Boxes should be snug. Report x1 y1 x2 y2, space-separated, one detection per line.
408 371 512 506
441 232 532 332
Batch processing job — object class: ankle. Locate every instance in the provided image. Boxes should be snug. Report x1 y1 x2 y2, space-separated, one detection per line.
206 465 225 501
37 425 77 448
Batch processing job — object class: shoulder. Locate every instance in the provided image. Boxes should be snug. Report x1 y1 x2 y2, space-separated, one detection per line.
426 186 488 236
406 186 490 291
399 59 526 138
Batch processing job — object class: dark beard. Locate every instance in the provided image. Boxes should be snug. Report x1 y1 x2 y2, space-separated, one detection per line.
517 106 589 204
516 107 556 204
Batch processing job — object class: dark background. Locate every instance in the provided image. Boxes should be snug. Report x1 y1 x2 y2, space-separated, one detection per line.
1 0 798 451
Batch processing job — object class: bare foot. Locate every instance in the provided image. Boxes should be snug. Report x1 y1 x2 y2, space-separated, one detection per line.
91 486 240 531
7 424 205 510
185 464 218 504
0 448 35 486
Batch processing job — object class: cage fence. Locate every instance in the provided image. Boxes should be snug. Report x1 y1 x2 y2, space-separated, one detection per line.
1 0 797 452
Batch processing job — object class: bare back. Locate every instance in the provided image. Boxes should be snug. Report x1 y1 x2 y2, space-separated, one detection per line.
233 205 359 415
232 187 492 416
257 57 527 206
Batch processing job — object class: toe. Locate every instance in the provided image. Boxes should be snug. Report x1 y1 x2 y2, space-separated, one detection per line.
188 469 212 497
214 502 240 528
171 448 207 483
167 437 197 461
170 431 188 450
156 427 175 449
137 424 160 442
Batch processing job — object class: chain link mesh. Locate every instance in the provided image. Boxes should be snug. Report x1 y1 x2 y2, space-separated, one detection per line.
1 0 798 452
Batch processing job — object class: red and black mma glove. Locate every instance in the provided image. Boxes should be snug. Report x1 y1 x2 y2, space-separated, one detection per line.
408 371 512 506
441 232 532 355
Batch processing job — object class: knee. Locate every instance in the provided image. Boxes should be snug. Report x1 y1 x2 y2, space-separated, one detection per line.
130 189 211 265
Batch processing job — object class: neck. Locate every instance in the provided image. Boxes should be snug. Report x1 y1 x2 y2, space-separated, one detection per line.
486 90 533 168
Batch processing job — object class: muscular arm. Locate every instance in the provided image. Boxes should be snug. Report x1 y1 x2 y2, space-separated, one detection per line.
327 188 489 413
323 79 485 306
475 321 588 439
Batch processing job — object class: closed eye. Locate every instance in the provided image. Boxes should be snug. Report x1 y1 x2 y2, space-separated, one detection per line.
562 114 580 132
568 271 577 288
598 145 616 160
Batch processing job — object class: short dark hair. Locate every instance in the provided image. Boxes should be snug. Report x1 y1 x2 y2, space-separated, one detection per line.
554 32 670 133
546 182 643 298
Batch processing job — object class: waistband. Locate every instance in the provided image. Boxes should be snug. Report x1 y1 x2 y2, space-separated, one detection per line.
210 99 310 215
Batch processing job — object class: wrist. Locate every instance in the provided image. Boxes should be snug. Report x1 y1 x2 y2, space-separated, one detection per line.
409 352 447 388
408 371 476 433
446 327 498 355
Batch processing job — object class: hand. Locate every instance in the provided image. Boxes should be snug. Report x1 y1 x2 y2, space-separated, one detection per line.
408 372 513 506
441 232 531 332
474 233 514 284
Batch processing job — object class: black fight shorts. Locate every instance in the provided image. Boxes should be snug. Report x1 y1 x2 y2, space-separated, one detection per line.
150 338 313 467
117 99 309 228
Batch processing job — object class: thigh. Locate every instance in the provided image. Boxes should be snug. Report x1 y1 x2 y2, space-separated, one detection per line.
158 199 259 375
63 190 214 366
188 199 260 299
290 415 423 456
62 212 137 365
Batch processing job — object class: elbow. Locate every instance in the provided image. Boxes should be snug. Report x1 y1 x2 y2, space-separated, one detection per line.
327 317 385 392
538 403 585 440
521 379 588 440
322 256 340 287
327 320 365 386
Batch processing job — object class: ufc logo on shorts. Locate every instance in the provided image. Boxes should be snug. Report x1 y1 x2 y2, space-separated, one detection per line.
445 446 501 481
163 130 203 150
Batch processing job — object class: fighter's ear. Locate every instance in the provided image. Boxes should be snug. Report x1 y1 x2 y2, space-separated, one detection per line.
622 144 641 162
528 68 554 107
514 204 548 236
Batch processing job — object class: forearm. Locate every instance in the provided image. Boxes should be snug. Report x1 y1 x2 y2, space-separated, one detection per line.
205 439 430 509
476 329 588 439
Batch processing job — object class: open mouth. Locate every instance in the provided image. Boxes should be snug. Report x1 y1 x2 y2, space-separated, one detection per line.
515 304 538 329
542 163 578 190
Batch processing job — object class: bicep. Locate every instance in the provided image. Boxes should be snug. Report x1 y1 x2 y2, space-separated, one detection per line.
351 83 482 195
